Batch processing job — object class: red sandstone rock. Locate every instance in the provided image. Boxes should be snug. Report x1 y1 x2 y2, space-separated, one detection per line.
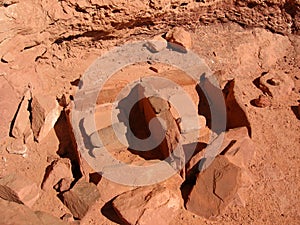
112 185 181 225
41 158 73 191
0 173 40 208
186 156 241 219
0 77 19 142
165 27 192 52
31 95 61 142
0 198 42 225
35 211 68 225
62 179 100 219
259 70 295 99
254 94 271 107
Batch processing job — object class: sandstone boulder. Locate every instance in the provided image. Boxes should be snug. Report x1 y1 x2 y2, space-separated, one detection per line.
186 155 241 219
62 179 100 219
0 198 42 225
0 173 39 207
112 185 181 225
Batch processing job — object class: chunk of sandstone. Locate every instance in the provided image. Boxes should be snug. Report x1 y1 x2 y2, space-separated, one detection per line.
0 198 42 225
112 185 181 225
31 95 61 142
165 27 192 52
145 35 168 53
41 158 73 191
186 156 241 219
0 173 40 207
62 179 100 219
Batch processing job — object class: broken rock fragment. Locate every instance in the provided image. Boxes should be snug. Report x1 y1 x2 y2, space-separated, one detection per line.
145 35 168 53
0 173 39 207
41 158 73 191
165 27 192 52
31 95 61 142
112 185 181 225
0 198 42 225
62 179 100 219
186 155 241 219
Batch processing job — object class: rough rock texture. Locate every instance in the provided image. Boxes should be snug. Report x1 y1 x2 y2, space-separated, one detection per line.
62 179 100 219
0 173 40 207
253 94 272 108
41 158 73 191
0 0 299 224
258 70 295 99
0 77 19 142
31 95 61 142
165 27 192 52
35 211 68 225
0 198 43 225
186 156 242 219
112 185 181 225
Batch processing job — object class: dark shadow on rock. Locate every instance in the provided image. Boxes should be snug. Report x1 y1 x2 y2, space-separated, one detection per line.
223 80 251 136
180 176 197 206
101 198 127 225
54 110 82 180
89 172 102 185
291 106 300 120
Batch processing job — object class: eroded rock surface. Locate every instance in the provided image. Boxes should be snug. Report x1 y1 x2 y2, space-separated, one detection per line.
112 185 181 225
0 173 39 207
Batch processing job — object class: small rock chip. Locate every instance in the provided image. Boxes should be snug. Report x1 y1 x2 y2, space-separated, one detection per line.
6 138 27 156
31 95 61 142
1 52 15 63
62 179 100 219
0 173 40 207
54 177 73 192
165 27 192 52
253 94 271 108
148 96 170 114
61 213 74 222
145 35 168 53
41 158 73 191
112 185 181 225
